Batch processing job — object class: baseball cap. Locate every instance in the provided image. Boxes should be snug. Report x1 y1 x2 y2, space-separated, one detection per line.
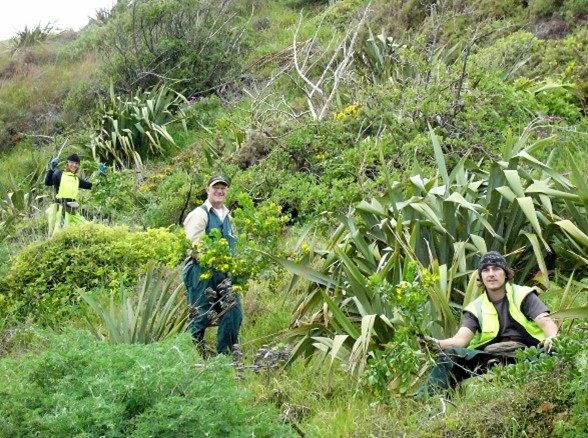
207 175 230 188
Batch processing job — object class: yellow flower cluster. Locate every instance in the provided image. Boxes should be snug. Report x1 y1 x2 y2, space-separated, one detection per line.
195 233 234 281
420 269 440 284
334 103 362 120
194 228 260 286
139 183 156 193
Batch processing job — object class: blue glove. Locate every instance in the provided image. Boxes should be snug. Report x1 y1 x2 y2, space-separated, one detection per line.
50 158 60 170
98 163 108 176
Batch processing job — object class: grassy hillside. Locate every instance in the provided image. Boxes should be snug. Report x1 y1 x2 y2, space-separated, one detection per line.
1 0 588 436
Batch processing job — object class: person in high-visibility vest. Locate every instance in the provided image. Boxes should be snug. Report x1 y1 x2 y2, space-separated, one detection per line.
419 251 559 397
44 153 106 236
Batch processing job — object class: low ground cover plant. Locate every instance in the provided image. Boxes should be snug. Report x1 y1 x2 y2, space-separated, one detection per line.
0 329 295 437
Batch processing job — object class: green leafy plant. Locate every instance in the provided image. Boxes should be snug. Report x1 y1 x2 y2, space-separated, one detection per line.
355 27 460 86
0 329 295 437
141 168 191 228
0 157 47 241
0 223 190 325
193 228 236 280
9 23 55 52
89 82 187 170
363 265 439 397
93 0 249 93
79 262 188 344
269 128 588 383
192 193 289 289
87 168 145 223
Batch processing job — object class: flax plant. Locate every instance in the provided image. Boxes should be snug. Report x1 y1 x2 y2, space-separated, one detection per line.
270 126 588 381
79 262 188 344
89 82 187 170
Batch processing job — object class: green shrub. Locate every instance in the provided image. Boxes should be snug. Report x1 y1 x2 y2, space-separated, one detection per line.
94 0 249 94
87 168 146 223
563 0 588 24
420 329 588 437
0 223 190 324
362 265 439 398
141 169 191 228
0 329 295 437
193 193 289 289
9 23 55 52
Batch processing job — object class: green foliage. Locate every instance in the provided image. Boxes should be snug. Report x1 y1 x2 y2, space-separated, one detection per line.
363 265 438 397
89 82 187 170
563 0 588 24
2 0 588 434
9 23 55 52
420 329 588 437
0 223 190 325
552 326 588 436
529 0 564 17
80 262 188 344
87 168 146 223
0 329 295 437
194 228 236 278
0 148 47 242
183 94 224 130
194 193 289 288
272 129 588 382
231 192 290 263
141 167 191 228
529 0 588 26
93 0 249 93
234 118 382 222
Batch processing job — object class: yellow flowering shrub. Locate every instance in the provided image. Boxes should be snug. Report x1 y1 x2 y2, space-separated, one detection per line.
192 193 288 288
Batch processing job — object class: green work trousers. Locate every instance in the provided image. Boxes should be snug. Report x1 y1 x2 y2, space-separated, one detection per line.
183 260 243 355
47 203 86 236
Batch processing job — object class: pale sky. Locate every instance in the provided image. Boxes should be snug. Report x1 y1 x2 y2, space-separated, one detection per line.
0 0 117 41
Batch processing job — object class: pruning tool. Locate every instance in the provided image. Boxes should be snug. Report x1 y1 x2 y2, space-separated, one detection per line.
50 137 69 167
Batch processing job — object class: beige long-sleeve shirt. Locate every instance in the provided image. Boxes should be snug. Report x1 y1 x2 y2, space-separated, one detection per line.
183 200 230 245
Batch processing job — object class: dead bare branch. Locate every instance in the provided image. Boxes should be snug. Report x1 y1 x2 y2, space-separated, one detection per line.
291 2 372 120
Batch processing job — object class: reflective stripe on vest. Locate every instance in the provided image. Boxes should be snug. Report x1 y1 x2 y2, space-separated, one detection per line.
56 171 80 200
464 283 546 350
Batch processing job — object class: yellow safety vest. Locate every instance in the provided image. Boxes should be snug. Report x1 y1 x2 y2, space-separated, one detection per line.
464 283 546 350
56 171 80 200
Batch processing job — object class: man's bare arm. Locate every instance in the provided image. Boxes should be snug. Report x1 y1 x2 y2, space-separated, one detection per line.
438 327 475 350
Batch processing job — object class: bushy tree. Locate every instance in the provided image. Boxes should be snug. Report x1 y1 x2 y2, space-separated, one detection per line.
93 0 250 95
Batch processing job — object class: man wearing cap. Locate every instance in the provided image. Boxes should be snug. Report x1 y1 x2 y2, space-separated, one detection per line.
182 175 243 355
45 154 101 236
420 251 559 396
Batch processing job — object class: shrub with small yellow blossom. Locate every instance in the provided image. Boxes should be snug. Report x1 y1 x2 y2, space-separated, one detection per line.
194 229 235 281
193 193 289 289
334 103 362 120
363 262 441 398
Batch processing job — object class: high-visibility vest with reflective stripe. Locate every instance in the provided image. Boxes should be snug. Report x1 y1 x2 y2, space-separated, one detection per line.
56 171 80 200
464 283 546 350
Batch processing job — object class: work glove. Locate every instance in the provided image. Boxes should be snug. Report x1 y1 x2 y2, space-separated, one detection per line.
98 163 108 176
417 334 441 354
541 335 556 353
50 157 60 170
